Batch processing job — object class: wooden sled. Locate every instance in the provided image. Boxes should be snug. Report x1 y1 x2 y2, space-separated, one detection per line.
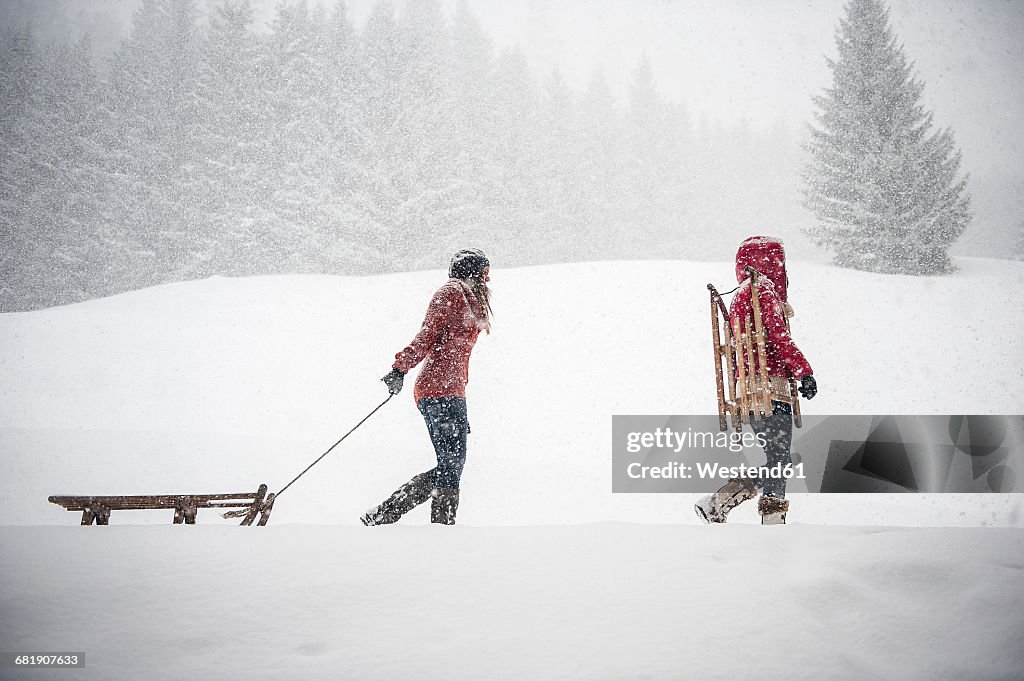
48 484 276 526
708 266 802 432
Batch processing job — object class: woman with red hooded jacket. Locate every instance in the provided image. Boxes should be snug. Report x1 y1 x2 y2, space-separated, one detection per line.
361 249 492 526
695 236 817 525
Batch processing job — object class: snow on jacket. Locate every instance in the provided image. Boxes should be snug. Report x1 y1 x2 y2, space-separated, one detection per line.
729 236 813 379
393 279 486 402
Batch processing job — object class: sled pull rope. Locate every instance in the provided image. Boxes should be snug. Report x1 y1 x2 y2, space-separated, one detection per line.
275 393 395 499
222 391 393 518
223 393 395 519
712 283 741 297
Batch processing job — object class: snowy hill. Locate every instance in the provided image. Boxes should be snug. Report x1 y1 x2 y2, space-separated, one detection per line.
2 258 1024 680
1 258 1022 527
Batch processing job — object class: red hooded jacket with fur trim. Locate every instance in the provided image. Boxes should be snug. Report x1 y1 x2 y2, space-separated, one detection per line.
393 279 486 402
729 236 813 380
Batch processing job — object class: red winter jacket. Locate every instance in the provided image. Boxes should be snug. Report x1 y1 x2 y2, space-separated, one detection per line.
393 279 486 402
729 236 813 379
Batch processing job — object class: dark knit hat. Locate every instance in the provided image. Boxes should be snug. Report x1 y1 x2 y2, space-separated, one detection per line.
449 249 489 279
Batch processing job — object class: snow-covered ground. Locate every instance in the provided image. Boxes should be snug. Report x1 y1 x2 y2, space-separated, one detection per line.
2 524 1022 681
2 258 1023 680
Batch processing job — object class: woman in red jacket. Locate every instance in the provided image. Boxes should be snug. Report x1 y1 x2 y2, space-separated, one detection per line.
361 249 492 526
696 236 817 525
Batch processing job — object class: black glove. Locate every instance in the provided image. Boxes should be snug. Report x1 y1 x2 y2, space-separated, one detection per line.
382 368 405 395
798 375 817 400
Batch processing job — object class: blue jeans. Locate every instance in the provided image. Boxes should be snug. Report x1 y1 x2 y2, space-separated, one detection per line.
750 401 793 499
417 397 469 490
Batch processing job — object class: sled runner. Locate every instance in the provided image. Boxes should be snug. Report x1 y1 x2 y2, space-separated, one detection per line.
48 484 275 526
708 267 802 432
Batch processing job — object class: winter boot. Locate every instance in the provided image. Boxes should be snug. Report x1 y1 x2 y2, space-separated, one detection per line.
758 495 790 525
430 488 460 525
694 477 758 523
361 472 433 526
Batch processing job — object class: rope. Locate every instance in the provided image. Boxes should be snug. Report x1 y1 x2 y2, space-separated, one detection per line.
275 393 395 499
712 267 760 299
222 393 395 518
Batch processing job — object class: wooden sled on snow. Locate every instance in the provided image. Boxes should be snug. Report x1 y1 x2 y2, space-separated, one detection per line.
48 484 276 526
708 266 802 432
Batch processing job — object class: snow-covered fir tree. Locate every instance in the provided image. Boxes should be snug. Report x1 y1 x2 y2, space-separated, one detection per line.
803 0 971 274
0 28 108 306
193 0 262 277
1013 221 1024 261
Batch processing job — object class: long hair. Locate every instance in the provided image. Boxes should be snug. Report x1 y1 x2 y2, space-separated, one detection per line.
465 274 492 334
